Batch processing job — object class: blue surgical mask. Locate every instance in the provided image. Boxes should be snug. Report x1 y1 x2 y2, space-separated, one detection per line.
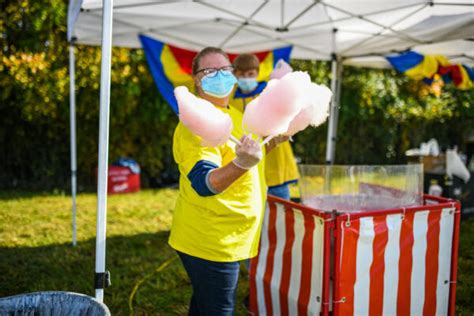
237 78 258 92
201 71 237 98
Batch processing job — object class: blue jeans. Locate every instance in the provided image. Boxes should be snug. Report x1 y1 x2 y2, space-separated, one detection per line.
177 251 240 316
268 183 290 200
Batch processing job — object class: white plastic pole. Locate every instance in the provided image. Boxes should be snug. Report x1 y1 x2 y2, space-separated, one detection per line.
69 43 77 247
95 0 114 302
332 62 343 161
325 57 341 164
336 64 343 106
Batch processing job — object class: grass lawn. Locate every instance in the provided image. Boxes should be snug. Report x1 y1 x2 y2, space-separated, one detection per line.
0 189 473 315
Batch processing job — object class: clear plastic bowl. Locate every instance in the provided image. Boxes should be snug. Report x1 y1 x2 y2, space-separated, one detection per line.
298 164 423 212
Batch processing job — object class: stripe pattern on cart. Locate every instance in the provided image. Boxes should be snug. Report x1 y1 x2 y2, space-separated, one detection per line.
334 207 456 315
249 201 325 316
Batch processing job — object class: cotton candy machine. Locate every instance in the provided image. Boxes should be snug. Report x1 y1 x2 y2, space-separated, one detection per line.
298 164 423 211
251 163 460 315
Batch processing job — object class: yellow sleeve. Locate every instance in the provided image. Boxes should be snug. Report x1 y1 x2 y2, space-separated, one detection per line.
173 123 223 175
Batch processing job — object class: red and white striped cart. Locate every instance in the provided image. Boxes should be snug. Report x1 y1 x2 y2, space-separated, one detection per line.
249 194 461 316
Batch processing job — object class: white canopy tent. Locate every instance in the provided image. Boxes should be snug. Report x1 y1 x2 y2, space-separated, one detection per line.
67 0 474 301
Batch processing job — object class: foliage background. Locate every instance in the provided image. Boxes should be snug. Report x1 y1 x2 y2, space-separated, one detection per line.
1 0 473 191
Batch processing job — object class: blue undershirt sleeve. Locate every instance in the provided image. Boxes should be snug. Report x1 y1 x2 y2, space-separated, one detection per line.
187 160 219 196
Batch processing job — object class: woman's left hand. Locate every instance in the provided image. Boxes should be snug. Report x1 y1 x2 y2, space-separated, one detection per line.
266 135 289 153
272 135 290 146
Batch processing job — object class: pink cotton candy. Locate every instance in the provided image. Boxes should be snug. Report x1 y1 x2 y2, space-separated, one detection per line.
175 86 233 147
269 59 293 80
284 83 332 136
243 71 311 137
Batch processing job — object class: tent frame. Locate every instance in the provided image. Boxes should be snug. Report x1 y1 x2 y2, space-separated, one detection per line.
69 42 77 247
95 0 114 302
67 0 473 300
326 55 342 164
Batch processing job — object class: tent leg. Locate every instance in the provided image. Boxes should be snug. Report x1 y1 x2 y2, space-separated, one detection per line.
95 0 114 302
69 43 77 247
325 57 342 165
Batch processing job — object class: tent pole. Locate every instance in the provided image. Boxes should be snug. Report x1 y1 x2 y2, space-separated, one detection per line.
325 55 341 164
69 43 77 247
95 0 114 302
333 63 343 159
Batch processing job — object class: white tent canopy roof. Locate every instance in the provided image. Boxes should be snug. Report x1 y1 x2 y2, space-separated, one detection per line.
68 0 474 67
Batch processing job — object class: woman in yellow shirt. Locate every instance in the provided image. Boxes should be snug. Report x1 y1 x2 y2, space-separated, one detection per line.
169 47 280 315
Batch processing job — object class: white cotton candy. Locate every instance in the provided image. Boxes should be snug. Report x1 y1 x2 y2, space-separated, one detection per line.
269 59 293 80
174 86 233 147
308 84 332 126
284 106 314 136
284 83 332 136
242 71 311 137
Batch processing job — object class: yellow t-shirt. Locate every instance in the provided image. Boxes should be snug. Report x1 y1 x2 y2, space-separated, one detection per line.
264 141 299 187
230 87 299 188
169 105 267 262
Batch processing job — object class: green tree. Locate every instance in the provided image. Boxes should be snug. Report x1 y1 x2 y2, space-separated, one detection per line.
1 0 178 190
291 61 474 165
1 1 473 191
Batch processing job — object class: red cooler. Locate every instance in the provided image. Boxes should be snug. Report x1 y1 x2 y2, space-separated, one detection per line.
99 166 140 194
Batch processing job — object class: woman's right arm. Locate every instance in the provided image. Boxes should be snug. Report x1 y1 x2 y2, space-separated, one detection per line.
206 162 248 193
207 135 262 193
178 130 262 196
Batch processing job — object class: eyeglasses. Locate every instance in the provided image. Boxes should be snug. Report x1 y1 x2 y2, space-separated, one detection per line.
195 65 234 78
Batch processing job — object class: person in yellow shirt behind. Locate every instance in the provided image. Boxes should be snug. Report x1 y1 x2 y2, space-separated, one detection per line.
231 54 299 200
169 47 282 315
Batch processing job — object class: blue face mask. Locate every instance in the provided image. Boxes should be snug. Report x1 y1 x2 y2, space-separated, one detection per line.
237 78 258 92
200 71 237 98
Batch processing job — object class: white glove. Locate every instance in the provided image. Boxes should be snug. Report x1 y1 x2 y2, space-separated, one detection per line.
232 135 263 170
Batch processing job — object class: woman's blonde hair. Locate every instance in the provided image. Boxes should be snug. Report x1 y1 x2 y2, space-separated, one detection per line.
192 47 230 75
